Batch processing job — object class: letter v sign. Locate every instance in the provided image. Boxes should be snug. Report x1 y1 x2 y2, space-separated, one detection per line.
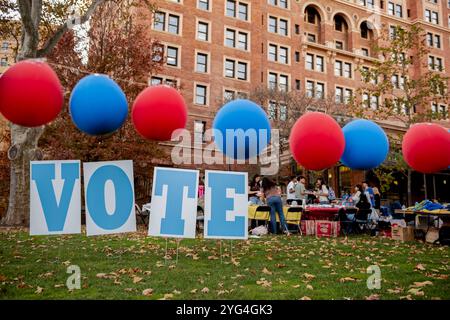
30 161 81 235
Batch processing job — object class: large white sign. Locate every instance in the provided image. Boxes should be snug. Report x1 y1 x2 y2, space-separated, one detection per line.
148 167 199 239
83 160 136 236
30 160 81 235
204 170 248 240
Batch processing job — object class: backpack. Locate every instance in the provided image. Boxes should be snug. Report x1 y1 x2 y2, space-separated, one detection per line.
328 187 336 201
434 226 450 246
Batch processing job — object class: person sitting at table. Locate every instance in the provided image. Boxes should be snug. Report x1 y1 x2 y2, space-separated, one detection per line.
248 174 263 205
286 176 297 202
261 177 290 236
314 178 329 204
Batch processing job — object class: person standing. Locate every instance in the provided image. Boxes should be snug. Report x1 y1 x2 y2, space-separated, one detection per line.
286 176 297 201
295 176 308 202
362 181 375 208
261 177 290 235
373 187 381 215
314 178 329 204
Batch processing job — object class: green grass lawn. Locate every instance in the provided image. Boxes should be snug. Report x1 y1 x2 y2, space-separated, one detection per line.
0 228 449 300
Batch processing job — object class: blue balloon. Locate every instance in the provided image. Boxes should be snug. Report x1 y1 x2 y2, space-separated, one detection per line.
213 99 271 160
341 119 389 170
70 74 128 136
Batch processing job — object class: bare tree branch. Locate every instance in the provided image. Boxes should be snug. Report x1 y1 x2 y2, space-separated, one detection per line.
37 0 108 57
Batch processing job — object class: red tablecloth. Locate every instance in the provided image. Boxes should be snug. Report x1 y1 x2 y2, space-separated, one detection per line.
303 206 355 221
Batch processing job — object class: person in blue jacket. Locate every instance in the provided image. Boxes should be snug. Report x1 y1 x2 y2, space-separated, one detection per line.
362 181 375 208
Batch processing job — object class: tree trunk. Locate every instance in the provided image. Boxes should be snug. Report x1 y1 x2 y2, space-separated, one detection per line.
407 169 412 206
1 124 44 226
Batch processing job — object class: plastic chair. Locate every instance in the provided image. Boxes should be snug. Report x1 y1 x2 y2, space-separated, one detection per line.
285 206 303 234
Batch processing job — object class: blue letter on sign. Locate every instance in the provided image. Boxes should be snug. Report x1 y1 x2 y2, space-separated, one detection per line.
206 172 246 238
154 169 197 236
31 163 79 232
86 165 133 230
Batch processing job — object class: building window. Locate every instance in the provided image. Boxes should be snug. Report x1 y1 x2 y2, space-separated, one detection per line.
361 48 369 56
429 55 443 71
224 89 248 102
0 57 8 67
194 121 207 142
306 80 325 99
198 0 210 11
425 9 439 25
166 46 179 67
268 0 288 9
307 33 316 43
305 53 324 72
153 12 181 35
224 58 248 80
195 84 208 105
427 33 441 48
268 16 288 36
268 101 277 120
268 43 289 64
197 21 209 41
267 101 287 121
268 72 289 91
196 52 208 73
336 87 344 104
343 62 352 78
226 1 249 21
151 76 178 87
1 42 8 51
335 41 343 50
225 28 249 50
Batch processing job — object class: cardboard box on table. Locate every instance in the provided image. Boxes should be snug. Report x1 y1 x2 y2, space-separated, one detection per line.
391 226 415 242
315 220 340 238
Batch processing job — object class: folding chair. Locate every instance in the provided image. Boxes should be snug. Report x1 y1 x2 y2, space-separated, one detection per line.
354 209 371 234
135 204 149 228
250 205 271 230
285 207 303 234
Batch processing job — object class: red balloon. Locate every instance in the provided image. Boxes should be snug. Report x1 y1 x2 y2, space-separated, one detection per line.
289 112 345 171
132 85 187 141
0 60 63 127
402 123 450 174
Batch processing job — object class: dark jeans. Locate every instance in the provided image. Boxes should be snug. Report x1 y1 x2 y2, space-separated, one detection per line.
267 196 288 234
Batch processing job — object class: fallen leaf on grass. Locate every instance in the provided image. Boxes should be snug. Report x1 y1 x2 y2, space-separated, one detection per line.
303 273 315 280
365 294 380 300
415 264 426 271
35 286 43 294
410 281 432 288
201 287 210 294
132 276 143 284
387 287 403 294
256 278 272 288
408 288 425 296
190 289 198 294
300 296 311 300
262 268 272 275
339 277 356 283
142 288 153 296
306 284 313 290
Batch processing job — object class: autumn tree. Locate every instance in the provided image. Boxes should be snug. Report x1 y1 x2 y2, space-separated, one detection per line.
348 25 450 205
0 0 162 225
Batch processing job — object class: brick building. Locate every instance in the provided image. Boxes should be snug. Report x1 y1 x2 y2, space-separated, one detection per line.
140 0 449 202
